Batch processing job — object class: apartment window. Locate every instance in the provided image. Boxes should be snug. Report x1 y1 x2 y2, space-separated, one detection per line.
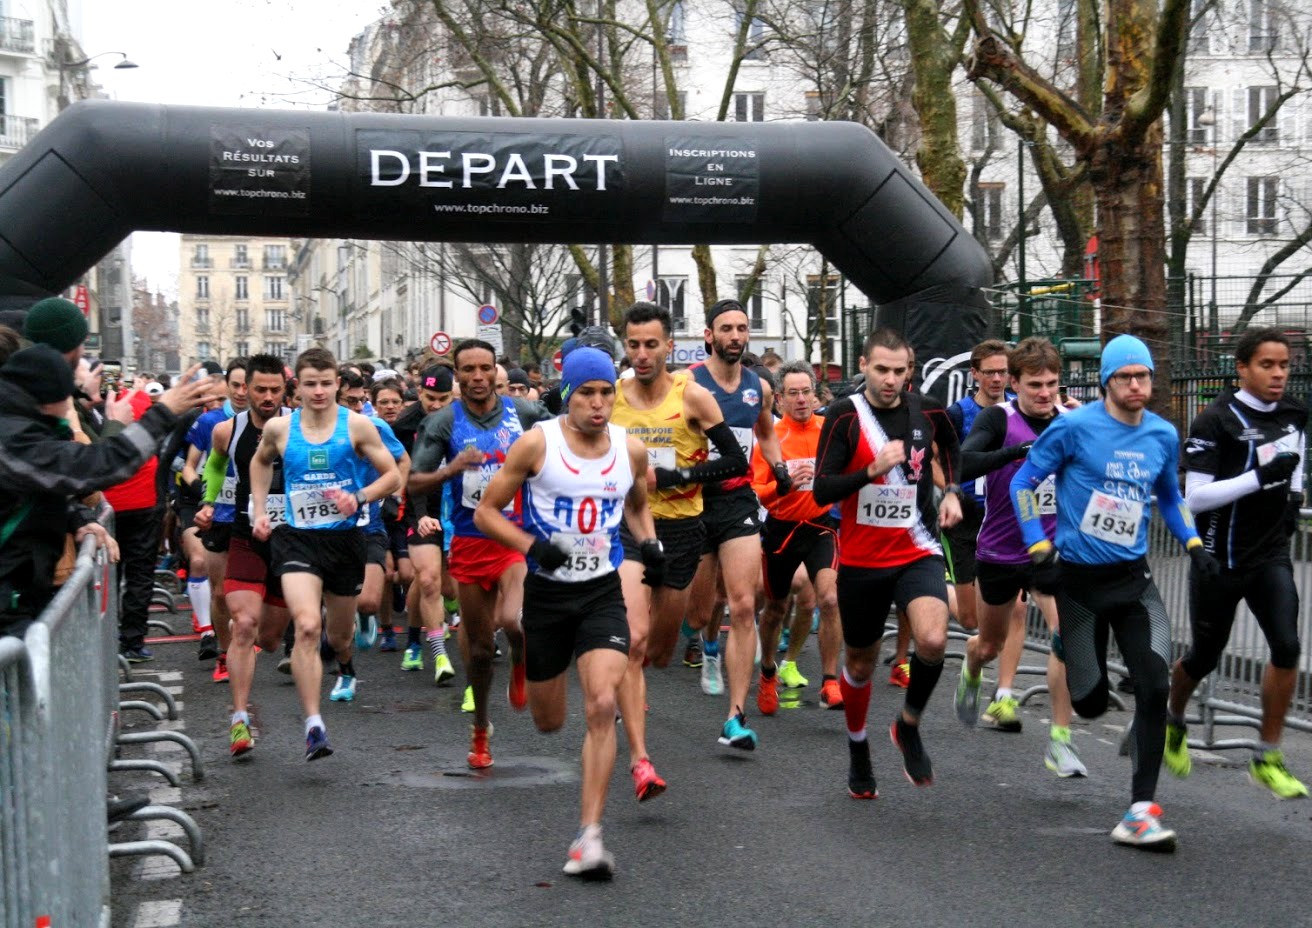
1188 0 1210 54
233 244 249 267
192 243 211 268
266 308 286 332
667 0 686 57
806 274 840 342
566 274 595 322
1185 87 1209 145
657 276 687 333
735 276 765 332
1187 177 1208 234
266 341 289 361
195 306 210 331
1248 86 1279 142
805 91 822 122
977 183 1005 240
264 275 285 300
0 77 7 118
1056 0 1076 59
476 95 501 117
736 10 768 61
196 341 211 361
196 275 209 299
235 341 249 358
1249 0 1281 52
1247 177 1279 234
654 90 687 121
236 307 250 333
234 275 248 301
263 244 286 269
733 92 765 123
970 92 998 151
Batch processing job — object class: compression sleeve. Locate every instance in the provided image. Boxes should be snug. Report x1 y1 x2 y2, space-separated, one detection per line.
1156 458 1201 548
1010 458 1055 550
812 401 870 506
959 406 1011 481
1184 469 1259 514
202 450 228 504
654 421 747 488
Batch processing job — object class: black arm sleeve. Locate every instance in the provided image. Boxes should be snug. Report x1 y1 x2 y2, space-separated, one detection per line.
654 421 748 488
959 406 1016 481
812 401 870 506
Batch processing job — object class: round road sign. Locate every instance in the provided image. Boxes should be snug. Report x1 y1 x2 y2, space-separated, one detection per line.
430 331 452 355
477 304 499 326
552 349 564 373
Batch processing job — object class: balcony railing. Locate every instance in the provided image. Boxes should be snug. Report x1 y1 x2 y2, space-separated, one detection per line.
0 114 39 151
191 257 213 268
230 258 251 268
0 17 35 54
263 258 287 270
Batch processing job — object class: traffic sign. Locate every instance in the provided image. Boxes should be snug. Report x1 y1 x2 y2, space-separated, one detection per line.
477 304 499 326
73 284 90 316
645 279 656 301
430 331 452 355
552 349 564 373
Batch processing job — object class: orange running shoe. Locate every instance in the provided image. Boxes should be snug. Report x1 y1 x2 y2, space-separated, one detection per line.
508 658 527 711
888 661 910 688
468 723 494 769
820 678 844 709
229 719 254 758
757 671 779 716
631 758 667 801
212 654 229 683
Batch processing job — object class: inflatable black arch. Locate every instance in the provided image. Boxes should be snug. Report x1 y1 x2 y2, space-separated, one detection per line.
0 101 990 393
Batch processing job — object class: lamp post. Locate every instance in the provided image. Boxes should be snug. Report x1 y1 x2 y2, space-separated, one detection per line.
1197 105 1219 341
57 51 139 110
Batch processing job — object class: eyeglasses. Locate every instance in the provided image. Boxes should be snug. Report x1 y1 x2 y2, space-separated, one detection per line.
978 368 1009 379
341 395 365 406
1109 371 1153 385
783 388 814 399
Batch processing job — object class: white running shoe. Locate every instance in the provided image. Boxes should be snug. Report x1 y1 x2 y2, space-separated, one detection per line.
700 652 724 696
563 824 615 880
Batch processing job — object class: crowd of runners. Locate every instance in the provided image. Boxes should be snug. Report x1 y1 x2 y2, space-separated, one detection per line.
17 296 1304 879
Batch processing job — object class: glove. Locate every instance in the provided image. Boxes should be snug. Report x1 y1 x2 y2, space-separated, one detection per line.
639 538 666 587
1002 442 1033 461
772 461 794 496
1188 544 1221 579
1028 542 1062 595
528 539 569 571
653 467 691 490
1256 451 1300 490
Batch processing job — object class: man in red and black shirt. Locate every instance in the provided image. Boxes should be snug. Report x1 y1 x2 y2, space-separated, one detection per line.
813 327 962 798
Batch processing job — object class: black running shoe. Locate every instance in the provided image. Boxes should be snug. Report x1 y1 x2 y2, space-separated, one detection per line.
847 738 878 799
890 717 933 786
197 633 219 662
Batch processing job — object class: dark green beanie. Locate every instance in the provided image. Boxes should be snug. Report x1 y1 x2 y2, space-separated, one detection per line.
23 297 88 353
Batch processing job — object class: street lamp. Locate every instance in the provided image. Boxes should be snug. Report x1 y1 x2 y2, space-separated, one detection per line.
1197 104 1219 341
64 51 139 71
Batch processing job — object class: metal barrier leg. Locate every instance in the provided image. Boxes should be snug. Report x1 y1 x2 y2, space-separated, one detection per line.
122 805 205 866
107 839 195 874
117 653 133 680
108 758 180 787
146 618 175 636
116 730 205 782
118 681 179 719
118 700 165 721
149 588 176 612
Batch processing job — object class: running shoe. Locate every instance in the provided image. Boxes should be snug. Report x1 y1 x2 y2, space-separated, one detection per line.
888 660 910 688
954 664 981 727
121 646 154 664
378 628 398 652
305 726 333 762
778 660 808 689
355 614 378 651
197 634 219 662
212 654 229 683
563 824 614 880
890 717 933 786
1044 735 1088 778
401 643 424 671
468 723 493 769
682 637 703 668
433 653 456 687
847 738 878 799
461 685 476 713
778 627 790 654
508 659 527 711
1110 803 1177 852
631 758 667 802
757 671 779 716
700 652 724 696
276 656 292 675
981 695 1022 732
330 674 357 702
229 719 254 758
718 712 758 751
1249 750 1309 799
1163 721 1191 778
820 678 844 709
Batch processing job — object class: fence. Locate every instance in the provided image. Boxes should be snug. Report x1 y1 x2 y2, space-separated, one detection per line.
1 535 115 928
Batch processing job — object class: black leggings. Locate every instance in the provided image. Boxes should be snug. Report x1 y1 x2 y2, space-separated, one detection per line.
1057 558 1172 804
1182 559 1301 677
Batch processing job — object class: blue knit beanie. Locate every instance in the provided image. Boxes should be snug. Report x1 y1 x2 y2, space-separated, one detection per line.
560 347 616 402
1100 334 1154 386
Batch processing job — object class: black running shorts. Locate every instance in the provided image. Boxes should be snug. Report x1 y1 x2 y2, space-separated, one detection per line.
523 572 629 682
271 525 367 597
620 516 705 591
700 487 764 554
836 556 948 649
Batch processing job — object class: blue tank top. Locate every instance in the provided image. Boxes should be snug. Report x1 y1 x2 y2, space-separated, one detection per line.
283 406 365 531
949 394 986 504
355 416 406 536
691 364 761 495
448 397 525 537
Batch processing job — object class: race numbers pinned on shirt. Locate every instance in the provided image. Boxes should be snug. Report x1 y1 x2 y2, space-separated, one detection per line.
1035 477 1057 516
647 446 676 471
1079 490 1142 547
856 483 917 528
462 464 513 514
547 532 612 582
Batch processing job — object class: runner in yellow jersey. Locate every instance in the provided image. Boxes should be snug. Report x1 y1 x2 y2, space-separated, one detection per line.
611 302 749 790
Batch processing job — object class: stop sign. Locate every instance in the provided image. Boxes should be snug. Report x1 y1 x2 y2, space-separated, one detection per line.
552 349 564 373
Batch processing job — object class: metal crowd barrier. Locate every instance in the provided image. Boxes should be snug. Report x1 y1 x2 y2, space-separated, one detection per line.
1015 509 1312 751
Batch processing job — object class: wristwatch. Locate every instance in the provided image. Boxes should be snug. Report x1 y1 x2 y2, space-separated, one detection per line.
943 483 965 499
354 489 368 509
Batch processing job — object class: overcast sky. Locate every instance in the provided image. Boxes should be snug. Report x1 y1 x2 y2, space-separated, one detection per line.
81 0 387 295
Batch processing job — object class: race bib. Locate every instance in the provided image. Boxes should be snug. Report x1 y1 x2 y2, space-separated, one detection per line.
856 483 917 528
1080 491 1142 547
248 495 287 527
288 486 354 528
708 425 755 462
217 475 237 506
647 446 676 471
461 466 513 514
1035 477 1057 516
786 457 815 492
1256 432 1302 466
548 532 612 582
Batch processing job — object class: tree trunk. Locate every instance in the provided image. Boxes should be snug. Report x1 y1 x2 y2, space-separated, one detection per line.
692 243 718 311
901 0 966 218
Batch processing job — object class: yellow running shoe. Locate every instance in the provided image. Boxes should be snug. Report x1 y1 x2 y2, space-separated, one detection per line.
777 660 809 689
981 695 1022 732
1163 721 1191 778
1249 750 1308 799
461 684 476 713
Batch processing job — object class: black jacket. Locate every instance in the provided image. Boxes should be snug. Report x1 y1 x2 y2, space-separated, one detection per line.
0 384 181 622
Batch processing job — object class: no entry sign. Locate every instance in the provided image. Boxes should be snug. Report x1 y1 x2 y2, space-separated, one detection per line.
430 331 452 355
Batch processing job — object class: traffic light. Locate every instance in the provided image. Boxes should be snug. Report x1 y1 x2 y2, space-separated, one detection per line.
569 308 586 336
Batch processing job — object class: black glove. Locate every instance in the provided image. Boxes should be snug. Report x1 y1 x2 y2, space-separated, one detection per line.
528 539 569 571
772 461 794 496
639 538 666 587
653 467 691 490
1188 544 1222 579
1029 544 1062 595
1002 442 1033 461
1256 451 1300 490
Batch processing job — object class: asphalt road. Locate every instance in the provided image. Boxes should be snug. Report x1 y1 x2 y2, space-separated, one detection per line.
109 616 1312 928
